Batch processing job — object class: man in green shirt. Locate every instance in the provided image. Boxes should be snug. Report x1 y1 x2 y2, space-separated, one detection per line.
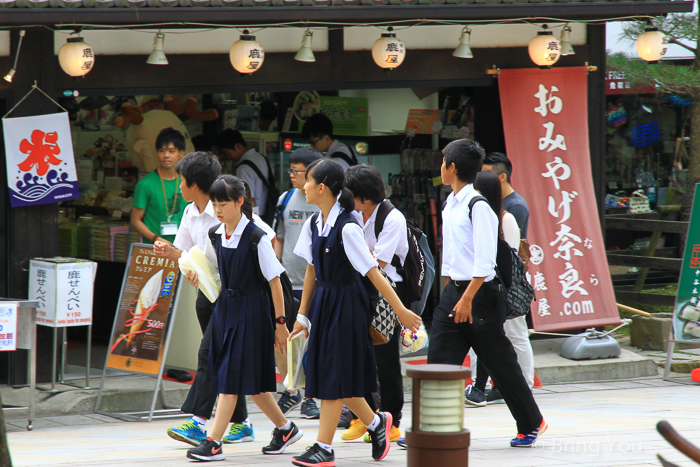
131 127 187 245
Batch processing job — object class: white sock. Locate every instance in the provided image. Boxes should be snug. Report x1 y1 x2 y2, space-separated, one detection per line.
191 416 207 427
212 439 221 446
366 414 380 431
241 418 251 427
280 421 292 431
316 441 333 453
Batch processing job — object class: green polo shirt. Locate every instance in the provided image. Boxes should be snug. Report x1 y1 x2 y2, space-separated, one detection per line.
132 170 186 244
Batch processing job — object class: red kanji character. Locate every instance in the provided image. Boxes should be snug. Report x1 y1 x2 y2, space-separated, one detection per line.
691 245 700 269
18 130 62 176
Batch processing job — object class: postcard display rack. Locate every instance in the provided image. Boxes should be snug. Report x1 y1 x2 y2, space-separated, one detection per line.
28 258 98 392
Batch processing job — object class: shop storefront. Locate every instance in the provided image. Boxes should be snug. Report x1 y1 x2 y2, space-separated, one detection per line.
0 2 692 382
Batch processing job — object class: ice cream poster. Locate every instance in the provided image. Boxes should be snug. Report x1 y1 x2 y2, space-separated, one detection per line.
673 184 700 342
2 112 80 207
107 245 180 375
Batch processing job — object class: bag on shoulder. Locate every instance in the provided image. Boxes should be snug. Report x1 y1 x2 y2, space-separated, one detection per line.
467 196 535 320
208 224 299 330
272 188 296 232
329 143 359 167
236 157 280 226
374 200 435 316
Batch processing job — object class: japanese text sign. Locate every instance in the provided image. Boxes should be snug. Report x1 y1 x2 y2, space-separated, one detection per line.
0 303 18 351
499 67 620 332
2 112 80 207
672 185 700 341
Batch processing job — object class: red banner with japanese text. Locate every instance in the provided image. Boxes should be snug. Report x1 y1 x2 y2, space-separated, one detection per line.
499 67 620 332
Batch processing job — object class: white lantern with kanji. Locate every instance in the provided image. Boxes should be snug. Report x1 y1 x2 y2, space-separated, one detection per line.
229 31 265 75
372 27 406 70
636 27 668 63
528 26 561 69
58 36 95 78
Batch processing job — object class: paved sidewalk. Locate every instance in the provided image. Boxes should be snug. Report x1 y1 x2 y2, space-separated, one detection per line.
6 377 700 467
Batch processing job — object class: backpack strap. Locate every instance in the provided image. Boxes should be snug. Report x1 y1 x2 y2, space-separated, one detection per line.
466 195 508 290
208 224 221 250
237 158 274 189
273 188 296 231
467 195 488 221
373 200 402 271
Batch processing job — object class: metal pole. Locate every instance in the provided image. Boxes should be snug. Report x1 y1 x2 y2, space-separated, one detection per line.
50 327 57 391
28 306 36 431
60 327 67 384
85 325 92 389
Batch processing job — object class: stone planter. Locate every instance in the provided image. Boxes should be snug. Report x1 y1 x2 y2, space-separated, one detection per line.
630 313 672 351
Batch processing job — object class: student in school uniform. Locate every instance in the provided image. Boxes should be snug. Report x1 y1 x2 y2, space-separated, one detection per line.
289 159 421 467
184 175 303 462
155 152 257 447
343 164 408 444
427 139 546 448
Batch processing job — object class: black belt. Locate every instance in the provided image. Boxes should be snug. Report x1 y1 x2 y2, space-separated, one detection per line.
450 278 498 288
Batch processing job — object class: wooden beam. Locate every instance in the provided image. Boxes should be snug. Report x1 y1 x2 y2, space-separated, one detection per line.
606 254 681 271
0 3 693 25
605 218 689 234
614 290 676 307
587 24 606 232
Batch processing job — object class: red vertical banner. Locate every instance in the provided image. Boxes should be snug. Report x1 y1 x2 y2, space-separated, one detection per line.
498 67 620 332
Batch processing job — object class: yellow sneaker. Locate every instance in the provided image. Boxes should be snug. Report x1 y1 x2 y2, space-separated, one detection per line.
341 419 367 440
364 425 401 443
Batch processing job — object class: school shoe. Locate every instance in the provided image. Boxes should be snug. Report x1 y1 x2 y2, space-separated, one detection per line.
167 417 207 446
396 438 407 449
292 443 336 467
262 422 303 454
301 399 321 419
222 422 254 443
337 405 353 429
363 425 401 443
510 419 548 448
486 388 505 405
367 412 393 461
278 390 302 415
464 385 487 407
342 419 367 440
186 438 224 461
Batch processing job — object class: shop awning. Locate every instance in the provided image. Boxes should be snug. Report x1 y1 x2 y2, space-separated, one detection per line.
0 2 693 26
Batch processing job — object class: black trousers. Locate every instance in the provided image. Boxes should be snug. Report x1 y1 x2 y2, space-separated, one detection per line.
364 281 407 428
427 280 542 435
181 291 248 422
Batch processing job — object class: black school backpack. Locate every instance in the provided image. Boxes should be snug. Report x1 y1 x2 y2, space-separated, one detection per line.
468 196 534 320
236 156 280 226
208 224 299 331
374 200 435 316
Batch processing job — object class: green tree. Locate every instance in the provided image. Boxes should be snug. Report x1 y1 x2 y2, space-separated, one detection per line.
608 14 698 206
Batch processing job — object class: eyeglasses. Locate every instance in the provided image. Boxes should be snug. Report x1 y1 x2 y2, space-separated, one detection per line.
288 168 306 176
308 138 322 148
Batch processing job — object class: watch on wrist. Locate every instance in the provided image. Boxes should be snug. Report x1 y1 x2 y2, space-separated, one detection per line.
275 316 287 325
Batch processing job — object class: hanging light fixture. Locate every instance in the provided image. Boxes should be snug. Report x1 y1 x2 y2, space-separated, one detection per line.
4 30 25 83
229 30 265 75
528 25 561 69
58 33 95 78
371 27 405 71
560 23 575 56
294 29 315 63
147 30 168 65
636 25 668 63
453 27 473 59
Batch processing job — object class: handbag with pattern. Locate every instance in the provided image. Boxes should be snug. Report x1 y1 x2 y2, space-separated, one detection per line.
367 269 397 345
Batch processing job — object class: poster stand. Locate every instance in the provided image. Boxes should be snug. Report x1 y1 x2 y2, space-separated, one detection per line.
95 243 184 422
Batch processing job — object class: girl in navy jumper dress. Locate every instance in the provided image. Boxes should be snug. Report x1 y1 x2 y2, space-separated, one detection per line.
185 175 303 462
290 160 422 467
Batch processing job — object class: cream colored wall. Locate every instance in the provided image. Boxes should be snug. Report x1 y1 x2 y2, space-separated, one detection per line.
339 88 439 133
0 31 10 56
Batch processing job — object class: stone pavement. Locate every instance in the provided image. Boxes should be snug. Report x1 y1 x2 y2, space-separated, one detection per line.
6 377 700 467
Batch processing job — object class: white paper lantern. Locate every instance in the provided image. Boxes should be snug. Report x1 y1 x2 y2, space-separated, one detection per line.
636 27 668 63
58 36 95 78
528 26 561 69
371 27 405 70
229 30 265 75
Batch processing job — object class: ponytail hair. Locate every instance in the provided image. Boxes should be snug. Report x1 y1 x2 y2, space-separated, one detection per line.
209 174 254 220
306 158 355 212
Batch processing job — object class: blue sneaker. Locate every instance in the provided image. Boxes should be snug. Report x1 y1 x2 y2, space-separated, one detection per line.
397 437 407 449
167 418 207 447
510 419 548 447
222 422 255 444
300 399 320 419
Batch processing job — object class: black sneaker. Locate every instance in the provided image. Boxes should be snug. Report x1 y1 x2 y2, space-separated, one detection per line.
464 385 487 407
277 390 303 415
186 438 225 462
262 422 303 455
367 412 392 461
486 388 505 404
292 443 336 467
300 398 321 419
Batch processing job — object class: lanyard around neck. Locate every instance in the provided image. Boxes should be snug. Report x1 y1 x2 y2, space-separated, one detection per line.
158 169 180 221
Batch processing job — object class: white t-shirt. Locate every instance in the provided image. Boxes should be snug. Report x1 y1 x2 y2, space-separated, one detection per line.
294 201 377 276
502 211 521 250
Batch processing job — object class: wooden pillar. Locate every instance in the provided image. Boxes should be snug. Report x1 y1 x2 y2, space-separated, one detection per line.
587 24 607 231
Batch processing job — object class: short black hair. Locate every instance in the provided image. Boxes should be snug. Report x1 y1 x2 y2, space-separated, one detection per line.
209 175 253 220
345 165 385 205
175 151 222 194
260 100 278 121
155 127 186 152
289 147 322 168
191 134 213 152
443 139 485 184
483 152 513 184
215 129 247 151
301 113 334 141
